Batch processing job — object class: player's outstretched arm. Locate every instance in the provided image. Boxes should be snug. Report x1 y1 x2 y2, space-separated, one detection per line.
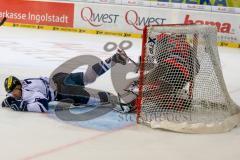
2 96 28 111
2 96 48 112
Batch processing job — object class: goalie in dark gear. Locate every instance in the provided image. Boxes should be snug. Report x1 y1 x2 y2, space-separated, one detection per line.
141 33 200 112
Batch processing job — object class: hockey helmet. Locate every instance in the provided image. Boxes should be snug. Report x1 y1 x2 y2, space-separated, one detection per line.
4 76 21 93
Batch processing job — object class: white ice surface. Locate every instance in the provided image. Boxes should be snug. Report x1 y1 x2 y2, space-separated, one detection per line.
0 27 240 160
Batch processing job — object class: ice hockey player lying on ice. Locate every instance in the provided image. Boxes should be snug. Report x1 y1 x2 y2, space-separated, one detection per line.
1 49 129 112
2 33 200 114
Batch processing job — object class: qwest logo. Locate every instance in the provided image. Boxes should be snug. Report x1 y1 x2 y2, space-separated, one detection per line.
184 15 232 33
81 7 119 27
125 10 166 31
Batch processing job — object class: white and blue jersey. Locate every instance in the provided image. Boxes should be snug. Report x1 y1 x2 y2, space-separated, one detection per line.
21 77 55 102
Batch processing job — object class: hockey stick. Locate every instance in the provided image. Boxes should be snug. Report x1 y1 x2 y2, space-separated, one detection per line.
51 99 116 111
120 49 138 66
0 17 7 26
120 49 140 73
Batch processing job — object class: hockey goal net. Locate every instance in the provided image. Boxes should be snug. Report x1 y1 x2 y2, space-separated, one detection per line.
136 24 240 133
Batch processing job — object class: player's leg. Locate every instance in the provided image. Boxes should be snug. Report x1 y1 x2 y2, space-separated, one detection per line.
52 49 130 87
83 48 129 85
52 72 117 106
56 88 116 106
52 72 136 111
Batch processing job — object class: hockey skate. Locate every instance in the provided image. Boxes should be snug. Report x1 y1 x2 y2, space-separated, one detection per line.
112 93 136 113
113 101 136 114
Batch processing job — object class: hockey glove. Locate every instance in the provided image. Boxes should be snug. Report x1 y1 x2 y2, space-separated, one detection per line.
2 96 16 107
1 96 28 111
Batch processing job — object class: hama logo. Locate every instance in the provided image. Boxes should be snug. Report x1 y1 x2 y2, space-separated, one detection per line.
184 15 232 33
81 7 119 27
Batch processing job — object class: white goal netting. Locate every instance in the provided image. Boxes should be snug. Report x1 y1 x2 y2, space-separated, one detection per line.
136 24 240 133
